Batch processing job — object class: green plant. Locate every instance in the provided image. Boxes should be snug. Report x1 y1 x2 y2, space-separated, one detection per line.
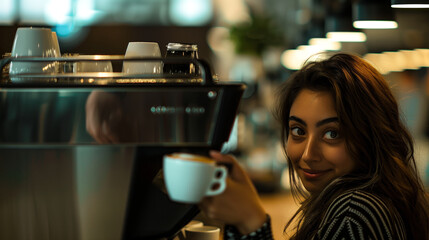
229 13 285 57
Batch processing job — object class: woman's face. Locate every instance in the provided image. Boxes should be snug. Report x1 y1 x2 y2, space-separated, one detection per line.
286 89 356 194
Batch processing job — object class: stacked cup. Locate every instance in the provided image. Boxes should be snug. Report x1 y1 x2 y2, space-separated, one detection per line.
9 27 61 79
122 42 163 74
185 225 221 240
73 55 113 73
180 220 220 240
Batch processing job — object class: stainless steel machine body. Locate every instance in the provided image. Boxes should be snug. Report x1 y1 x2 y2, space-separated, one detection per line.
0 57 245 240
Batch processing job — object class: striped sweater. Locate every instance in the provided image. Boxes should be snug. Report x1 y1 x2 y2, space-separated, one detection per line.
314 190 407 240
224 190 407 240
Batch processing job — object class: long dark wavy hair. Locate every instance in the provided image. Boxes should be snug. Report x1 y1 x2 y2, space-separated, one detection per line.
274 53 429 239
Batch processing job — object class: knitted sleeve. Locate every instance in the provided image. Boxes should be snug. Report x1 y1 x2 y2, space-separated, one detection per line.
315 191 407 240
223 215 274 240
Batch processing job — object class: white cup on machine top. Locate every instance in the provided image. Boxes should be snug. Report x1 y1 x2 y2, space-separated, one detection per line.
185 226 220 240
73 55 113 73
9 27 60 76
51 31 61 57
163 153 227 204
122 42 163 74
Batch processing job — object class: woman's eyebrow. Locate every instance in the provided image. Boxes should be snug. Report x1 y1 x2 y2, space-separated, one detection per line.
289 116 338 127
316 117 339 127
289 116 306 126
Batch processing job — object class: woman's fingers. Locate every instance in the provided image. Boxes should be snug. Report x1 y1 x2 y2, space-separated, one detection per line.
209 150 235 163
210 150 250 183
199 177 267 233
199 197 216 219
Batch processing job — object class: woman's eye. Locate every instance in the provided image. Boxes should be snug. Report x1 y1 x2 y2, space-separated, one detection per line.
324 130 339 140
290 127 305 136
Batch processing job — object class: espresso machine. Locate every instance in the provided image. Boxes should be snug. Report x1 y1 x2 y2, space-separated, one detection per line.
0 56 245 240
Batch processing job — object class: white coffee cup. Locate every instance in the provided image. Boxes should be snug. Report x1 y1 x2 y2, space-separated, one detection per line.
163 153 227 203
9 27 60 75
51 31 61 74
122 42 162 74
185 226 220 240
179 220 204 239
73 55 113 73
51 31 61 57
185 220 204 229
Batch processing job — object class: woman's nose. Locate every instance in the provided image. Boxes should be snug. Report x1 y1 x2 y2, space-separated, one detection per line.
301 136 320 162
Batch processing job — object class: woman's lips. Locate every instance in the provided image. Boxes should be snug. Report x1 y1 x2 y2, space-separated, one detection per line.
300 168 332 179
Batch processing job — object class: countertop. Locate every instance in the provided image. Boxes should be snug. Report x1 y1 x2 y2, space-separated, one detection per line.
194 191 299 240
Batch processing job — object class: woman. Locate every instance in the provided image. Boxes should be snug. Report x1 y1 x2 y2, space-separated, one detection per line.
200 53 429 239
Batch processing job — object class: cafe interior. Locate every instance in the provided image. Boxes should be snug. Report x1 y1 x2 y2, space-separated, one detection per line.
0 0 428 239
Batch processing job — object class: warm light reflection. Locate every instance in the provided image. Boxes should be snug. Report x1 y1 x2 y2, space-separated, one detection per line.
416 49 429 67
384 51 410 72
297 45 328 56
365 49 429 74
353 20 398 29
281 48 329 70
308 38 341 51
326 32 367 42
281 49 307 70
364 53 390 75
399 50 420 70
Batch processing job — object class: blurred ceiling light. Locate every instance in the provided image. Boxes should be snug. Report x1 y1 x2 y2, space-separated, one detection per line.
376 52 399 74
0 0 15 24
297 45 326 55
215 0 250 24
297 45 315 52
281 49 308 70
353 20 398 29
383 51 408 72
326 32 367 42
75 0 102 24
353 0 398 29
415 49 429 67
368 49 429 73
308 38 341 51
44 0 101 26
45 0 72 25
170 0 213 26
391 0 429 8
364 53 391 75
281 48 330 70
399 50 420 70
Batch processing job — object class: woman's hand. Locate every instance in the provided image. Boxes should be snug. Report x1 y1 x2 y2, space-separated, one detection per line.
199 151 267 235
85 91 123 143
